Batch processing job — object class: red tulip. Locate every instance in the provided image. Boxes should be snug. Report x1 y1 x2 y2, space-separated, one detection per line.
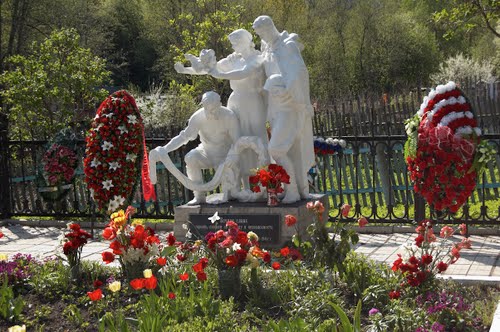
130 278 145 290
144 276 157 290
87 288 102 301
156 257 167 266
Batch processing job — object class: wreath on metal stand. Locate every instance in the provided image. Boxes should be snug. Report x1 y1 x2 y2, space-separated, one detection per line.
36 128 79 208
404 81 496 214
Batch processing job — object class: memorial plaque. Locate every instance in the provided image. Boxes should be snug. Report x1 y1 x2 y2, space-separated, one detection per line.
189 214 280 244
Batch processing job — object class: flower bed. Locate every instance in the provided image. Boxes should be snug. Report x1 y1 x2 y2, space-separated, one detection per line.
1 209 498 331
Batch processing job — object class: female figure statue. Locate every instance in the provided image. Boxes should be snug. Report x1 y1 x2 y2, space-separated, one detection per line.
175 29 268 191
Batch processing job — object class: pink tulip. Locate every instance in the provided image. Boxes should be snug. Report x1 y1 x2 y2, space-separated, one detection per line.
341 203 351 217
358 217 368 228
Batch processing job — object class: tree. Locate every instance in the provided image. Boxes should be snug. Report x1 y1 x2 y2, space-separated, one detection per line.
0 29 111 140
433 0 500 39
143 0 251 102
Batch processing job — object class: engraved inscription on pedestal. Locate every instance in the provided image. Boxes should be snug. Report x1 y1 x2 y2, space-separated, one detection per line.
189 214 280 244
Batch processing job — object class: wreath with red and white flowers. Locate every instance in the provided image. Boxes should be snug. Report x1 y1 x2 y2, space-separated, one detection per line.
84 90 143 214
404 81 494 213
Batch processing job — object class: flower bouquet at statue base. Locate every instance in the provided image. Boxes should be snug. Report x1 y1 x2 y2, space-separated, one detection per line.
249 164 290 206
404 81 496 213
100 206 161 280
204 220 265 299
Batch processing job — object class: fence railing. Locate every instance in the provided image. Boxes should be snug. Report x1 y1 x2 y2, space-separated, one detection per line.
313 81 500 137
3 133 499 225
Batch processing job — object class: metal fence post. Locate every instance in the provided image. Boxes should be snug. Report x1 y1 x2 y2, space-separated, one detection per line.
0 113 12 218
414 193 426 223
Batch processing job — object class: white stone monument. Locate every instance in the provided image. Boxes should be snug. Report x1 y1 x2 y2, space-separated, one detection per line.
152 16 315 205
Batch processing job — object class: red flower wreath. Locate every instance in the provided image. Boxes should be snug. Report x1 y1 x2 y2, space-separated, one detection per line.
405 82 481 213
84 90 144 213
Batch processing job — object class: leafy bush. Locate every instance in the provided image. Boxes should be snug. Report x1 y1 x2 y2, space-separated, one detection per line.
133 84 197 133
0 28 110 140
341 252 394 301
430 53 495 85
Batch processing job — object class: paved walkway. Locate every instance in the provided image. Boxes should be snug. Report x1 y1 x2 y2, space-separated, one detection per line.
1 223 500 283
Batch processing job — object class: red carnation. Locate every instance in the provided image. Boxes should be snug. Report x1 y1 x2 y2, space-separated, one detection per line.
285 215 297 227
166 233 176 246
196 271 207 282
225 255 238 267
280 247 290 257
421 254 433 265
192 261 204 273
263 252 271 263
200 257 209 269
101 251 115 264
437 261 448 272
389 290 400 300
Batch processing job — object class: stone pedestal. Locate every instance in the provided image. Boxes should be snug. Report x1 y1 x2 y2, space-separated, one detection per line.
174 193 329 247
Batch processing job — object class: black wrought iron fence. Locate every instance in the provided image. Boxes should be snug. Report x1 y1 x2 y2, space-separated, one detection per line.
3 133 499 225
5 138 193 220
315 135 500 225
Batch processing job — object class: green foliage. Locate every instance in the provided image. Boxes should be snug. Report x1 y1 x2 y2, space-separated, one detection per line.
0 28 110 140
368 298 424 332
63 304 85 328
299 210 359 277
328 299 362 332
404 114 420 160
0 276 25 322
433 0 500 40
341 252 391 301
28 258 71 299
145 0 250 101
265 317 309 331
473 138 498 176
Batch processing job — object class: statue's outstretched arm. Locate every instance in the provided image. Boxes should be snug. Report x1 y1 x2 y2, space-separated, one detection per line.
210 55 262 80
174 62 208 75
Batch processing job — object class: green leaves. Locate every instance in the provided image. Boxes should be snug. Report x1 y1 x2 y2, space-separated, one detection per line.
328 299 362 332
0 28 110 140
472 139 497 175
0 276 25 322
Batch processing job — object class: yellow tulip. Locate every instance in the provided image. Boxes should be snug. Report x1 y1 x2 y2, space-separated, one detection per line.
0 253 8 261
247 231 259 242
8 325 26 332
108 281 121 293
143 269 153 278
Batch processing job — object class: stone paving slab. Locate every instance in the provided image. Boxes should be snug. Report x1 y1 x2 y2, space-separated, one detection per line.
1 223 500 283
354 233 500 281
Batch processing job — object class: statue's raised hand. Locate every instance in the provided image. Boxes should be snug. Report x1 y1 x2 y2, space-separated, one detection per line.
174 62 186 74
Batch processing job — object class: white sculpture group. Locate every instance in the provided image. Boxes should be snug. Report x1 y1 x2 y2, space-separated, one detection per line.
149 16 314 205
